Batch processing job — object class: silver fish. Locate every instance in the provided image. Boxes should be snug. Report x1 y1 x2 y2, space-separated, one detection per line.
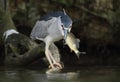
65 32 86 58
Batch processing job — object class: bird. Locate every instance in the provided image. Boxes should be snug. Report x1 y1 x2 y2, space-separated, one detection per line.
30 11 72 70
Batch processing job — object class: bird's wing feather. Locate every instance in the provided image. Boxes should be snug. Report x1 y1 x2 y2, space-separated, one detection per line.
30 21 49 39
30 18 58 40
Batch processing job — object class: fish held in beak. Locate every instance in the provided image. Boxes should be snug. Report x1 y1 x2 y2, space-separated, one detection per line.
65 32 86 58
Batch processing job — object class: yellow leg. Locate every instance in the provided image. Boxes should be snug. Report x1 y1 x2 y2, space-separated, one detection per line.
44 36 62 69
47 50 62 69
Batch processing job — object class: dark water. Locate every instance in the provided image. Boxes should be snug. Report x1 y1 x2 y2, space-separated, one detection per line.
0 66 120 82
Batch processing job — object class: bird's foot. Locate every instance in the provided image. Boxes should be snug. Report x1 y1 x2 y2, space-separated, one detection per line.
46 67 61 74
49 62 63 70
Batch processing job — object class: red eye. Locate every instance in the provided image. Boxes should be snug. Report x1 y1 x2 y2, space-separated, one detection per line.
61 25 64 30
61 25 63 27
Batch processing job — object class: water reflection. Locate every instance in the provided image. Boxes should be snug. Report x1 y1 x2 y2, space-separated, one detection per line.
46 72 79 80
0 67 120 82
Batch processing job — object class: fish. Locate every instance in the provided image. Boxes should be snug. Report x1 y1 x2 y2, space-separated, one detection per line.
65 32 86 58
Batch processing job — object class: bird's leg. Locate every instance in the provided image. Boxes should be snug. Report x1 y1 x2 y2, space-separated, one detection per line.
45 43 62 69
45 36 63 69
45 46 62 69
45 47 55 69
48 51 62 69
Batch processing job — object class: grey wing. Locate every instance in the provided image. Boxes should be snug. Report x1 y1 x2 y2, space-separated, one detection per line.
30 21 48 40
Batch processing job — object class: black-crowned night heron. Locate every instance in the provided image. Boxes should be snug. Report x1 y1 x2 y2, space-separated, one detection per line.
30 11 72 69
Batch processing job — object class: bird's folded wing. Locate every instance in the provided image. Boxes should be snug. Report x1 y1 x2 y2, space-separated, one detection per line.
30 21 49 39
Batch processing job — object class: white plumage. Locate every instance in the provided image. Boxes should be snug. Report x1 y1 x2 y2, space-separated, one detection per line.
30 11 72 70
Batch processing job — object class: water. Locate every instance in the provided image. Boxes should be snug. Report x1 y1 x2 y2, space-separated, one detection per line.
0 66 120 82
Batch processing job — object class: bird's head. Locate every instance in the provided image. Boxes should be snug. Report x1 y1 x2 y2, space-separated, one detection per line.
61 22 72 41
59 11 72 41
